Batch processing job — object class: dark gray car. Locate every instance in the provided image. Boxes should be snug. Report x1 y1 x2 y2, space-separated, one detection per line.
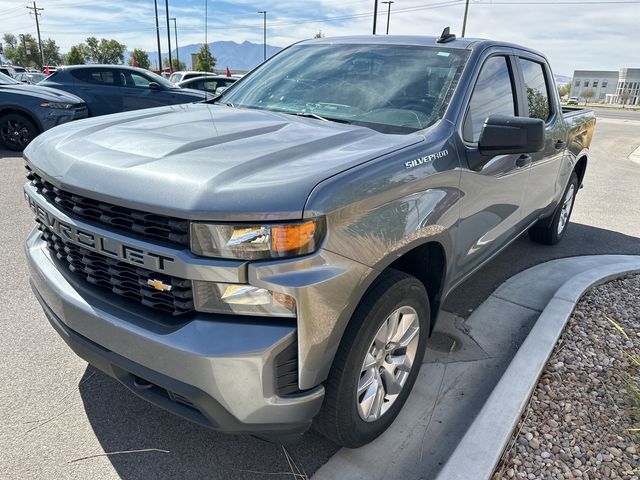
39 65 210 117
0 72 87 151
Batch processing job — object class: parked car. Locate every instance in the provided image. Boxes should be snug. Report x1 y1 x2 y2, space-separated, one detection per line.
567 96 579 105
0 66 17 78
168 70 212 84
0 72 87 151
15 72 47 85
12 66 26 74
24 33 595 447
176 75 237 94
39 65 210 117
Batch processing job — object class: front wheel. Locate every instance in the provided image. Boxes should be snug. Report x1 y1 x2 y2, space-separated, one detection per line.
0 113 39 151
314 269 430 448
529 172 579 245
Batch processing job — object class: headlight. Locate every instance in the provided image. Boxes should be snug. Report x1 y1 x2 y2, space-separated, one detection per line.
39 102 75 109
191 219 324 259
193 281 296 317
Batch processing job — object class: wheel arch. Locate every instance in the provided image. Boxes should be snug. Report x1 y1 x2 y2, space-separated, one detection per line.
574 154 587 186
0 106 44 134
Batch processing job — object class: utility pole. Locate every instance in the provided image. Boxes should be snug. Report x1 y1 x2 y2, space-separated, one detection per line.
26 2 44 69
372 0 379 35
461 0 470 37
165 0 173 73
258 11 266 61
154 0 162 73
170 18 179 69
382 1 394 35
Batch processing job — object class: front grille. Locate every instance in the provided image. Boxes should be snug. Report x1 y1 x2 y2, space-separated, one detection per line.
37 220 194 316
26 167 189 248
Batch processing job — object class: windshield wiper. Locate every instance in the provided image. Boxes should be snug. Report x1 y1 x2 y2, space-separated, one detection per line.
294 111 329 122
287 111 352 125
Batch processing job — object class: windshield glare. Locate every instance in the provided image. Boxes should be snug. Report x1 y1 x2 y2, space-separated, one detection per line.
220 43 468 134
0 72 20 85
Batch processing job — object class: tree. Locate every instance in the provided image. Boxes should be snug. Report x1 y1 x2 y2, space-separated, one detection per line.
581 89 595 105
557 83 571 100
64 45 85 65
163 57 186 72
129 48 151 69
42 38 62 65
314 30 325 38
194 44 216 72
619 91 632 108
84 37 126 64
2 33 40 67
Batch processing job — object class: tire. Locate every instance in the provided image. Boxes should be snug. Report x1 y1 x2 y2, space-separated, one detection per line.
529 172 579 245
0 113 39 152
314 269 430 448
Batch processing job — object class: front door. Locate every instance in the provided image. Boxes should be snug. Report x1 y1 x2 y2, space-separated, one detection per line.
454 54 532 281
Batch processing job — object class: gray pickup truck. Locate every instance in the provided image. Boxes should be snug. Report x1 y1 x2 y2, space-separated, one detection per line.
24 32 595 447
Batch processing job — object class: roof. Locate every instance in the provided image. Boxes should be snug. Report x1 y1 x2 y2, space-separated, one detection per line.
301 34 547 59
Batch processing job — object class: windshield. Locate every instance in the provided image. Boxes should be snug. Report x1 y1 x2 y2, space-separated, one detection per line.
220 43 468 134
0 72 19 85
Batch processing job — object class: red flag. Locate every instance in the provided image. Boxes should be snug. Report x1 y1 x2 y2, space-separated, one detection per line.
226 67 231 77
131 56 138 68
44 66 50 75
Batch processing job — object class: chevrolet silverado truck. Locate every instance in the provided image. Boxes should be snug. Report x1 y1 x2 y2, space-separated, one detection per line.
24 32 595 448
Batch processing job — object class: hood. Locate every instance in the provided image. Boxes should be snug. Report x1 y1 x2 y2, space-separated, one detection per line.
24 103 423 221
0 83 84 103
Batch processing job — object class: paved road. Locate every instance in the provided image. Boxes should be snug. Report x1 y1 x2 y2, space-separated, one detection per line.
1 113 639 479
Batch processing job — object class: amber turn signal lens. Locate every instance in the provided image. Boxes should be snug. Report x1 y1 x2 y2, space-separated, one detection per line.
271 221 317 255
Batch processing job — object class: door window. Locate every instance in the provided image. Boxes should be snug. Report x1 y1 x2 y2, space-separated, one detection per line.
464 56 516 142
72 68 120 86
518 58 551 121
121 71 152 88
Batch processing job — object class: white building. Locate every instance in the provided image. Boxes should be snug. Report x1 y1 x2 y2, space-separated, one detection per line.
605 68 640 106
569 70 618 102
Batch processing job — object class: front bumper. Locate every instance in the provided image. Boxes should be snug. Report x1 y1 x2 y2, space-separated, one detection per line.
26 229 325 435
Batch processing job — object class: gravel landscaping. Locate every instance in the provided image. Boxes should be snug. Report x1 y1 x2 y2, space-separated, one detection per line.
493 274 640 480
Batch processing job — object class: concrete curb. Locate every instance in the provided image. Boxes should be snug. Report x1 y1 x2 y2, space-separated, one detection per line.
434 259 640 480
629 145 640 164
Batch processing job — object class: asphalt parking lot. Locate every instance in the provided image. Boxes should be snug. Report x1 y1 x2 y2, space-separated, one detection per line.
1 108 639 479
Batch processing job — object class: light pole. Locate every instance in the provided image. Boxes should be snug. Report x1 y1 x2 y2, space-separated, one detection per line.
382 1 394 35
372 0 379 35
461 0 470 37
170 17 179 69
165 0 173 73
258 11 267 61
153 0 162 72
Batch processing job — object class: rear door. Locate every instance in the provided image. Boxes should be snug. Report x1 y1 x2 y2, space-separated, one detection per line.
454 53 532 279
515 56 567 221
72 67 123 116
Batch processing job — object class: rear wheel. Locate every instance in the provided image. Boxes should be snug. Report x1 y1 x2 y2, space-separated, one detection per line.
0 113 38 151
529 172 579 245
314 269 429 448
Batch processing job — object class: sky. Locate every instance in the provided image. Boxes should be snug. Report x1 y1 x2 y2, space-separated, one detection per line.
0 0 639 75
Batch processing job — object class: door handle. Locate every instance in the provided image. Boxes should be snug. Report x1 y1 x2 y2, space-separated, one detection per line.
516 154 532 168
555 139 567 150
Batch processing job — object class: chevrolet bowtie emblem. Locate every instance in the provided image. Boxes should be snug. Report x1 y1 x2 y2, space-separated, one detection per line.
147 279 173 292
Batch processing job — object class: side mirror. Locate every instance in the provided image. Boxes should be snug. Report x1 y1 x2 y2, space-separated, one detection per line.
478 115 545 156
148 82 162 91
215 86 228 95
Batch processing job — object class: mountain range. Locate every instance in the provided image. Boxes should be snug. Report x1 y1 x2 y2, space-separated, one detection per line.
131 40 282 71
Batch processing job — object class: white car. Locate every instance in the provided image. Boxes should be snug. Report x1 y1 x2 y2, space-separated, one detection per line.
168 71 213 84
567 96 579 105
